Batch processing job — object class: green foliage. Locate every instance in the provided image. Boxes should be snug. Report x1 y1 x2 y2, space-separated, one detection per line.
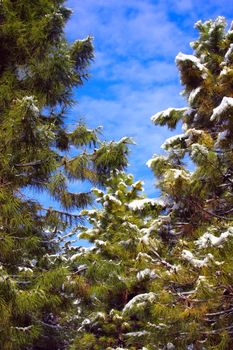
71 16 233 350
0 1 131 349
144 16 233 350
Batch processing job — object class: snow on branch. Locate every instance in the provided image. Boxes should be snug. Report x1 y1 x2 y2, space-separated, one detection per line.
128 198 165 210
161 134 186 150
195 227 233 248
181 250 214 268
122 292 157 314
175 53 208 79
151 107 187 129
210 97 233 121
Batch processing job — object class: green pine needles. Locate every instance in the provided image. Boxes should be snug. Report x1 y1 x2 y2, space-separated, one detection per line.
0 1 131 349
68 17 233 350
1 2 233 350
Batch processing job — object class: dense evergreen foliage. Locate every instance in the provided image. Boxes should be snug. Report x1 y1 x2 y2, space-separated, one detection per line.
1 1 233 349
0 1 130 349
70 17 233 350
67 172 164 349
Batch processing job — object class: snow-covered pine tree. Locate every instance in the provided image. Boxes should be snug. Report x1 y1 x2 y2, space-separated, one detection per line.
0 1 131 349
66 171 166 350
143 17 233 349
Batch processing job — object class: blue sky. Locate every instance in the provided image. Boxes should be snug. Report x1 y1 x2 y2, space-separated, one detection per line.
64 0 233 196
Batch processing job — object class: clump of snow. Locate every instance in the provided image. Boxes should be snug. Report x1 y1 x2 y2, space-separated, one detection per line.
220 66 232 77
151 107 186 124
139 233 151 246
14 326 33 332
176 52 208 79
103 194 122 207
69 253 82 261
122 292 157 314
188 87 202 104
119 181 128 189
195 276 213 294
20 96 39 116
210 97 233 121
186 128 205 141
128 198 165 210
164 169 190 182
136 252 154 262
95 239 106 246
18 267 33 273
146 154 168 169
132 180 144 188
91 188 104 196
136 268 158 281
215 130 229 146
224 43 233 63
195 17 226 32
161 134 186 150
191 143 209 159
122 222 140 232
146 158 155 168
182 250 214 268
196 228 233 248
125 331 150 337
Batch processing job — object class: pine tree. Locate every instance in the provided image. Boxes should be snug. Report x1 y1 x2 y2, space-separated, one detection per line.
66 171 165 350
143 17 233 349
0 1 131 349
71 17 233 350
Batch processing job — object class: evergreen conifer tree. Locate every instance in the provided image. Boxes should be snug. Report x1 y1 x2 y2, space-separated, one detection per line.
67 171 165 350
143 16 233 350
0 1 130 349
72 17 233 350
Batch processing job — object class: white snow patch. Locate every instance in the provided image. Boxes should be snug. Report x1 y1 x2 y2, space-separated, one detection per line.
122 222 140 231
91 188 104 196
161 134 186 150
136 252 154 262
220 66 232 77
136 268 158 281
18 267 33 273
103 195 122 207
164 169 190 181
13 326 33 332
225 43 233 63
20 96 39 116
95 240 106 246
196 228 233 248
176 52 208 79
139 233 151 245
123 292 157 314
128 198 165 210
125 331 150 337
195 276 213 293
69 253 82 261
191 143 209 159
188 87 202 104
146 158 155 168
118 181 128 189
210 97 233 121
182 250 214 268
151 107 186 124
